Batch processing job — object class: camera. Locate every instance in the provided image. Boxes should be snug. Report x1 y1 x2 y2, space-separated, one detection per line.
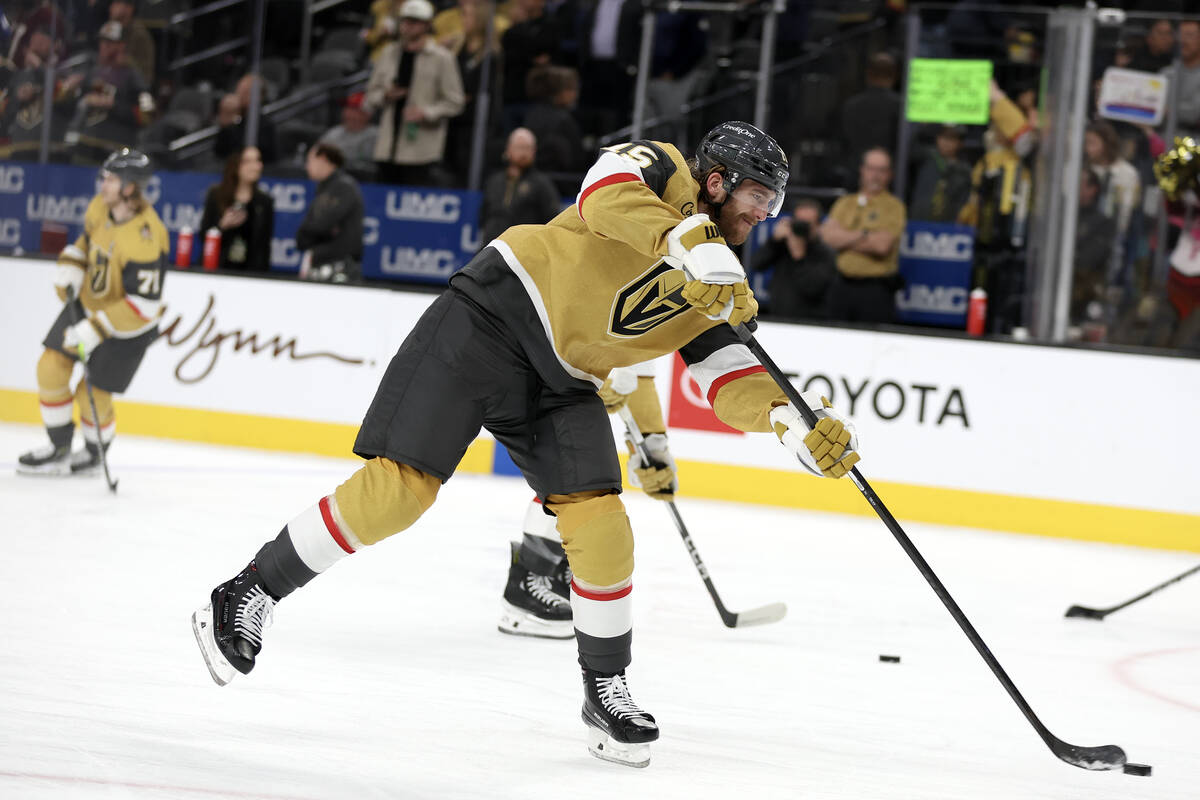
791 219 811 239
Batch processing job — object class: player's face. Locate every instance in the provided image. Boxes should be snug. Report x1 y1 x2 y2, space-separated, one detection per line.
99 172 123 207
719 179 775 245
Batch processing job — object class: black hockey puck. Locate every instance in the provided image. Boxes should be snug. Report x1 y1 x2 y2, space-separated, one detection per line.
878 654 901 663
1123 763 1152 777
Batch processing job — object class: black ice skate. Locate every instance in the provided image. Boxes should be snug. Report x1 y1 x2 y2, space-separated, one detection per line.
498 543 574 640
581 668 659 768
16 443 71 475
69 442 107 475
191 562 278 686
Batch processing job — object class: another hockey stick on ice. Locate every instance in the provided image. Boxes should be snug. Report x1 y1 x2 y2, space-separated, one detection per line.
66 287 118 494
731 322 1131 772
1065 562 1200 621
617 405 786 628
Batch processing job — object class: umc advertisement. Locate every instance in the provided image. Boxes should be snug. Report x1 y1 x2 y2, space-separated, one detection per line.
0 162 481 284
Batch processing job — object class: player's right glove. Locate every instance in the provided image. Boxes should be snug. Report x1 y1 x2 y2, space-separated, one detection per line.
63 317 103 362
770 390 860 479
668 213 758 326
625 433 677 500
598 366 639 413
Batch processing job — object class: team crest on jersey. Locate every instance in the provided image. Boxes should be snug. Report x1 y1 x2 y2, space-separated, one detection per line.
609 261 689 337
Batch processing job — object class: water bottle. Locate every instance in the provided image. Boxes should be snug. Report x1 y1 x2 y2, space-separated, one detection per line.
202 227 221 271
175 226 194 267
966 287 987 337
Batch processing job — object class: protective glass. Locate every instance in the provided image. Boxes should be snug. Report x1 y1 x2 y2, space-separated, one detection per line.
730 178 785 218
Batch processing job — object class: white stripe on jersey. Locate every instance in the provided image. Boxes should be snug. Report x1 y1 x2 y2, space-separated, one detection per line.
489 240 603 388
686 343 760 400
575 150 646 211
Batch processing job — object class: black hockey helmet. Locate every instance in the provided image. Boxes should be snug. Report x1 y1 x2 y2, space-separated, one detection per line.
696 121 789 217
100 147 153 191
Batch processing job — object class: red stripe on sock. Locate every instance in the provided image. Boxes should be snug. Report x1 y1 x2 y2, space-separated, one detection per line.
319 496 355 554
571 580 632 601
706 365 767 407
40 397 73 407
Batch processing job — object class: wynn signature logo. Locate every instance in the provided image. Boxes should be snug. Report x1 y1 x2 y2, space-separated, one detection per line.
159 294 366 383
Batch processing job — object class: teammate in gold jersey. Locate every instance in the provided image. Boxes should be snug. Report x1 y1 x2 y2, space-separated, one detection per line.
192 122 861 768
17 148 168 476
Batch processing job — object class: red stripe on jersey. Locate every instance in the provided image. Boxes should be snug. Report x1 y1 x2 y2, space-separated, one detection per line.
40 397 73 408
571 580 633 601
577 172 641 220
706 365 767 407
125 296 150 321
319 495 355 554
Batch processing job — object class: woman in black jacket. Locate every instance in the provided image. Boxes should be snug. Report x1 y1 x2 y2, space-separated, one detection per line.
199 146 275 272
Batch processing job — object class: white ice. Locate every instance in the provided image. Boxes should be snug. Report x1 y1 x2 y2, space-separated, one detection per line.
1 420 1197 799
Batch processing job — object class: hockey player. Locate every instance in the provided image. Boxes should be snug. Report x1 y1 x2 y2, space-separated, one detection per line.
192 121 861 768
17 147 167 476
500 362 675 639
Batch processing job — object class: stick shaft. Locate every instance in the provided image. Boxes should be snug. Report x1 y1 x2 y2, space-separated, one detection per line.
1093 562 1200 616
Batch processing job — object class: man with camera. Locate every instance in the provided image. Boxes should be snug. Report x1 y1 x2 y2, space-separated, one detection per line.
749 198 836 321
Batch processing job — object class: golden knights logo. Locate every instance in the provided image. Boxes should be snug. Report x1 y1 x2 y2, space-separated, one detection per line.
609 261 689 337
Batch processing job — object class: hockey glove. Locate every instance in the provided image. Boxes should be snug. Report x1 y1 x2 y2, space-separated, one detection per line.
598 367 640 413
625 433 677 500
63 317 103 362
668 214 758 326
770 390 860 479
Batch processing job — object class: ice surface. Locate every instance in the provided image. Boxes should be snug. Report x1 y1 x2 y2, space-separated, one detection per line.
1 421 1197 799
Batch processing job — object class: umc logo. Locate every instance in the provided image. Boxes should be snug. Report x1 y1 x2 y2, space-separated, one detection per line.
385 191 460 222
0 166 24 193
901 231 974 261
268 183 307 213
608 262 689 338
896 284 968 314
0 218 19 244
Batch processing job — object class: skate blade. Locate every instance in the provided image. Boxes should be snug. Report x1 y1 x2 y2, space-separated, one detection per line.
497 601 575 640
586 725 651 768
191 604 236 686
15 461 73 476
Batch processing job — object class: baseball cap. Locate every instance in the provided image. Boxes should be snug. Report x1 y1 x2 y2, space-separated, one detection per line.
98 21 124 42
398 0 434 21
343 92 366 110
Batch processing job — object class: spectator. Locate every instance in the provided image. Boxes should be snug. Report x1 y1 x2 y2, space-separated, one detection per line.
66 21 155 165
364 0 465 186
1071 168 1116 331
840 52 900 183
1 28 80 159
500 0 560 130
478 127 561 244
523 65 587 178
909 124 972 223
365 0 404 62
199 146 275 273
107 0 154 85
576 0 641 136
214 74 279 164
819 147 906 324
319 92 379 176
441 0 504 184
296 143 364 283
644 9 707 147
1084 119 1141 285
1128 19 1174 74
750 198 837 321
1173 20 1200 138
434 0 510 51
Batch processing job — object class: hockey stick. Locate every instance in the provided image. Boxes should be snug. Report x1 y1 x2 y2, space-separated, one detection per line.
66 287 118 493
617 405 787 628
1065 562 1200 621
731 322 1130 772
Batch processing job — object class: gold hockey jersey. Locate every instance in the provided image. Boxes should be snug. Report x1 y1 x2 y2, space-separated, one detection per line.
56 194 169 340
453 140 785 432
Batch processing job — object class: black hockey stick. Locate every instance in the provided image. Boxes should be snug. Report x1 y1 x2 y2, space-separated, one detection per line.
1066 562 1200 620
66 287 118 493
732 322 1130 772
617 405 787 628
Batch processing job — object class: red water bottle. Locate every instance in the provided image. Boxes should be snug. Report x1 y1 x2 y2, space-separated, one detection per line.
966 287 988 336
175 226 194 268
202 227 221 271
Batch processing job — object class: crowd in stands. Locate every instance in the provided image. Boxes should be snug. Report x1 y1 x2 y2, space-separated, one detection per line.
0 0 1198 350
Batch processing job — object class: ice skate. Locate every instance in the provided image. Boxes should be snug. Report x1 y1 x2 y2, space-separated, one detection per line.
192 562 277 686
498 544 574 639
69 442 106 475
16 443 71 476
581 668 658 768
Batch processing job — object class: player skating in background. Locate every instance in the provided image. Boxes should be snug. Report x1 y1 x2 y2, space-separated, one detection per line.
17 148 168 476
192 121 861 768
500 362 676 639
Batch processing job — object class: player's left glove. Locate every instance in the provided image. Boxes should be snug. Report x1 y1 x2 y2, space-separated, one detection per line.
770 390 860 479
625 433 677 500
63 317 103 362
598 367 639 413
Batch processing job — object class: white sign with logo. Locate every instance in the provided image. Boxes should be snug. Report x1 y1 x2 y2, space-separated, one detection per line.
1098 67 1169 126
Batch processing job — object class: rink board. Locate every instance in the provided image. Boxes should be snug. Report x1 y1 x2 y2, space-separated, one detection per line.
2 256 1197 551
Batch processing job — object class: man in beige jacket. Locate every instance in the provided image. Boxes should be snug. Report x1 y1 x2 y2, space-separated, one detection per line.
365 0 466 186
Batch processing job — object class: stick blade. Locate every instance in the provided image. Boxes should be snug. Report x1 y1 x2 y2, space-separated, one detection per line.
732 602 787 628
1053 741 1126 771
1064 604 1106 620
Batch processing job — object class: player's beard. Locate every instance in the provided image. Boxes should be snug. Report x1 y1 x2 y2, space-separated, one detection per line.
716 203 756 246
